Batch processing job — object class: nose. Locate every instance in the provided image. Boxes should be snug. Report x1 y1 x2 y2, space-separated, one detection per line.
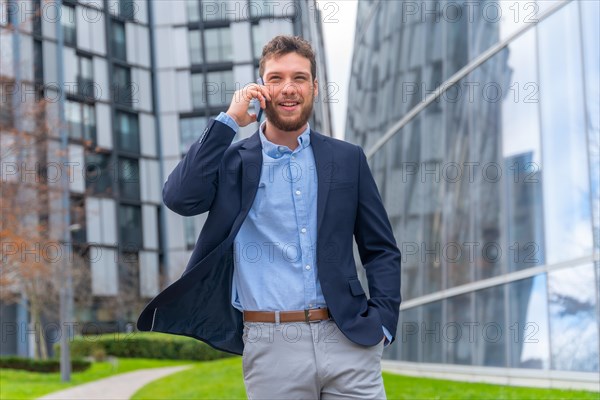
281 80 299 96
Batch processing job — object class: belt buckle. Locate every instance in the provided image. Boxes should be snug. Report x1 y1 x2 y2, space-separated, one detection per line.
304 309 311 323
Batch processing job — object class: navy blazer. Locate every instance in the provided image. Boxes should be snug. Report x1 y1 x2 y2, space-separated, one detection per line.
137 119 401 355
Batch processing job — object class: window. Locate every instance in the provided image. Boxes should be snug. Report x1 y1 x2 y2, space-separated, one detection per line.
399 307 419 362
205 70 234 106
61 4 76 46
82 103 96 142
179 116 207 154
3 0 13 25
33 0 42 36
188 30 202 64
77 55 94 98
119 204 142 248
34 40 43 84
119 0 136 20
111 19 126 60
548 265 599 371
91 248 118 296
252 24 264 59
187 0 200 22
190 73 206 109
66 100 96 143
249 0 274 18
118 157 140 200
204 27 232 63
201 0 229 21
70 196 86 244
191 70 234 109
85 152 113 195
113 65 132 105
184 217 197 250
0 80 14 127
118 251 140 313
115 111 139 152
508 276 550 369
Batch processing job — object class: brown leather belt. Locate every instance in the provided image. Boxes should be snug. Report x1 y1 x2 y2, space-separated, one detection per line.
243 307 330 323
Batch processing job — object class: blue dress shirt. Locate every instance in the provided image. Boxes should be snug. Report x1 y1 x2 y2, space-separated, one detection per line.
214 112 392 345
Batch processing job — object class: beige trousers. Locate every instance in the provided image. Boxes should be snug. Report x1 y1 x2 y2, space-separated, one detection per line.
242 319 386 400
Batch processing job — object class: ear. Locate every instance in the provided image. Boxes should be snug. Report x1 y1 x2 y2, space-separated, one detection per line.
313 78 319 98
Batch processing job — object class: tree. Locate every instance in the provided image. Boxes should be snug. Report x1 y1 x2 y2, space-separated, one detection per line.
0 78 92 359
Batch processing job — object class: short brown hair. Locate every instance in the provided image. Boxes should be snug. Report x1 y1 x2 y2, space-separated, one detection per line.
259 35 317 80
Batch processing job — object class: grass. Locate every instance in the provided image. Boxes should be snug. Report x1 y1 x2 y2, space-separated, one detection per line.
382 374 598 399
0 358 193 400
132 357 599 400
131 357 246 400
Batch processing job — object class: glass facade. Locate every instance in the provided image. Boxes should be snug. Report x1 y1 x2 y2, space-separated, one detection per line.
346 0 599 374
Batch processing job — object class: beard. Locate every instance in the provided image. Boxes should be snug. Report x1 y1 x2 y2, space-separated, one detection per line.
264 91 315 132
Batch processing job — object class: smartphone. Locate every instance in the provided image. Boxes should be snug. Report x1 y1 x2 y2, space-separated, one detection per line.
254 77 265 123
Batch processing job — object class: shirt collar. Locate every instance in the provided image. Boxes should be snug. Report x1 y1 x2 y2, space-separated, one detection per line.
258 121 311 158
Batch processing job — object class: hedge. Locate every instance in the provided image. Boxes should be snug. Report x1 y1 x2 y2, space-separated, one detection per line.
0 356 91 373
57 332 234 361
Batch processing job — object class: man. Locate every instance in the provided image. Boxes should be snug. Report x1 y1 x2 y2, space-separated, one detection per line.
137 35 401 399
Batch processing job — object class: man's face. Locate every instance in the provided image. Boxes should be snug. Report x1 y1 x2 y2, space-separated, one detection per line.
262 52 318 132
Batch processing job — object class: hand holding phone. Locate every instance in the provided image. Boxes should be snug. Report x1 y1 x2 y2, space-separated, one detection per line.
226 78 270 127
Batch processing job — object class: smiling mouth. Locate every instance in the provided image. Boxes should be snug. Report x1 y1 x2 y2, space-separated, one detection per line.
278 101 300 111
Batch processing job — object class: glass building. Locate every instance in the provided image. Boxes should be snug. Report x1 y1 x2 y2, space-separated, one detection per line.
0 0 330 357
346 0 599 389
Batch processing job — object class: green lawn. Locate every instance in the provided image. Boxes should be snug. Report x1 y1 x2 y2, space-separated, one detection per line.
0 358 193 400
132 357 598 400
132 357 246 399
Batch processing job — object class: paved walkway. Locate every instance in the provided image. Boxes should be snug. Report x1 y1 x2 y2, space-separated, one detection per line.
38 365 192 400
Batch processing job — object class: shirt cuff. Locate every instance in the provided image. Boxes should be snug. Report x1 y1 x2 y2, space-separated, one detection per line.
215 112 239 133
382 326 392 347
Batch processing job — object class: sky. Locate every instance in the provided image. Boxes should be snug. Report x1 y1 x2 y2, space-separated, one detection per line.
315 0 358 139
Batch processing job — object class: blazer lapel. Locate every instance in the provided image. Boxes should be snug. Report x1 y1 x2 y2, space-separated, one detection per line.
228 131 263 239
310 130 333 236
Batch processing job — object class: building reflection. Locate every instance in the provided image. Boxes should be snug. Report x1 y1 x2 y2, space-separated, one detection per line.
346 0 599 377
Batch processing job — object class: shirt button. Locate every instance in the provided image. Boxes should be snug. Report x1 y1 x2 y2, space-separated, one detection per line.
301 228 307 233
278 146 286 152
296 190 301 195
305 265 311 270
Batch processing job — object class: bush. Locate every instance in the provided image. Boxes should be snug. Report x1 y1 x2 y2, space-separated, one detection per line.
58 332 233 361
0 356 91 373
91 346 107 362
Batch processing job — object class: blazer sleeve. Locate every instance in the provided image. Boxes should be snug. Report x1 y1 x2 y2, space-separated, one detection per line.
353 146 402 342
162 119 237 216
